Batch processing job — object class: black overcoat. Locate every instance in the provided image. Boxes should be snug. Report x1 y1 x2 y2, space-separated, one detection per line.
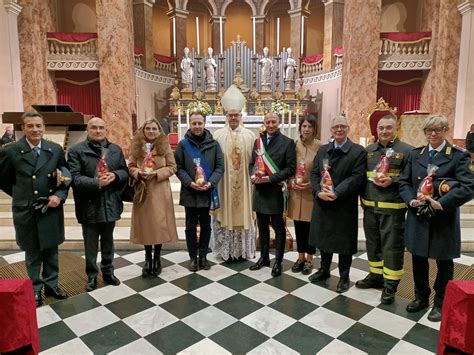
0 137 70 251
308 139 367 255
399 142 474 259
68 138 128 224
249 130 296 215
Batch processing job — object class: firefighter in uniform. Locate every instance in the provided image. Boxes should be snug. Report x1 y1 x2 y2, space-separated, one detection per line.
356 115 413 304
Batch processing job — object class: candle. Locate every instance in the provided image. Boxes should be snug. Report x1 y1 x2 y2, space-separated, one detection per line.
288 110 292 137
196 17 200 55
186 109 190 128
178 108 182 140
252 16 256 53
295 109 299 138
172 17 176 57
219 16 223 55
276 17 280 55
281 111 285 135
300 16 304 56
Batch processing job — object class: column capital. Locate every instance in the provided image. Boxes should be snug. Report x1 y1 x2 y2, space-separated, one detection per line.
253 15 266 23
322 0 344 5
167 8 189 19
458 1 474 15
4 0 22 16
133 0 154 8
287 8 311 18
210 15 226 24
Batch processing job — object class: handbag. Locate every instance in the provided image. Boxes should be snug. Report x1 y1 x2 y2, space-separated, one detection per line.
121 177 137 202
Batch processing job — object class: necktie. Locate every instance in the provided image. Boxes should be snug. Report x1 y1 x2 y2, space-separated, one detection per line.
267 136 272 145
33 146 40 156
429 149 437 163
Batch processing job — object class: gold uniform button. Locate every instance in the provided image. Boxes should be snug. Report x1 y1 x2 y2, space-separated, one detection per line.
32 175 36 179
47 173 51 177
34 190 38 195
49 189 53 193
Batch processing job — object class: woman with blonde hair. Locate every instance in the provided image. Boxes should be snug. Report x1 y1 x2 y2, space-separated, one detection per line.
128 118 178 276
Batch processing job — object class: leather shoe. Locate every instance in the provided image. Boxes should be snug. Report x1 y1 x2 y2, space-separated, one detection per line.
308 268 330 283
355 273 384 289
188 259 198 272
34 292 42 307
199 257 211 270
86 277 97 292
302 261 314 275
406 299 429 313
271 263 282 277
249 258 270 271
427 306 442 322
336 277 350 293
103 274 121 286
44 286 68 299
291 259 305 273
380 287 396 305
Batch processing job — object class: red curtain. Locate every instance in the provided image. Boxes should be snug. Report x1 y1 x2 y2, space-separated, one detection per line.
55 71 101 117
47 32 97 42
380 32 431 41
377 71 422 118
303 54 324 64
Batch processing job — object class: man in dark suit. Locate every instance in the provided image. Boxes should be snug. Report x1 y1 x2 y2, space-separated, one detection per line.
0 112 70 307
1 125 15 146
68 117 128 292
249 112 296 277
400 114 474 322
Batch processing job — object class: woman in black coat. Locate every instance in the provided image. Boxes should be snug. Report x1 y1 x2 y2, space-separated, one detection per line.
308 116 366 293
399 114 474 322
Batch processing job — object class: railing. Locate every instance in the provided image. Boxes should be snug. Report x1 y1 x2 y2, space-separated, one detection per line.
378 32 432 70
153 54 176 76
134 54 142 68
379 38 431 56
46 33 99 70
300 54 324 77
47 38 98 61
335 54 343 69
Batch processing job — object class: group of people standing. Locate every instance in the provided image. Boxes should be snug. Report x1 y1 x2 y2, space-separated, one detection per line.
0 93 472 325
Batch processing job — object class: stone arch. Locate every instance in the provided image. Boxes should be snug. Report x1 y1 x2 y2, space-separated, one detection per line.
182 0 218 15
260 0 293 15
221 0 257 16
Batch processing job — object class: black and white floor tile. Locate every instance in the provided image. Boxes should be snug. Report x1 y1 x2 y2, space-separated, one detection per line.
1 250 474 354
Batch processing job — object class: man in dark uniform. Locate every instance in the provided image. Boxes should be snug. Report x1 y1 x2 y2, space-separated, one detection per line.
1 125 15 146
68 117 129 292
356 115 413 304
0 112 70 307
249 112 296 277
400 114 474 322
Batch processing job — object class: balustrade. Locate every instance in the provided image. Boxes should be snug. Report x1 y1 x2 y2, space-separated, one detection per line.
47 38 98 60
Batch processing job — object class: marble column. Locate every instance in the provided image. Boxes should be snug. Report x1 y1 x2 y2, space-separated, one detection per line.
1 0 24 112
454 0 474 139
17 0 57 111
133 0 154 70
254 15 265 53
168 9 188 60
322 0 344 70
340 0 381 140
210 16 226 55
96 0 136 152
420 0 461 136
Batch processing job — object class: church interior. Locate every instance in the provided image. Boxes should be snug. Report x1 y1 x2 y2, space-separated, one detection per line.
1 0 474 354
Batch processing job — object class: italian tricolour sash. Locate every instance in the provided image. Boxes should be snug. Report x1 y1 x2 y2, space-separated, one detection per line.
257 136 289 216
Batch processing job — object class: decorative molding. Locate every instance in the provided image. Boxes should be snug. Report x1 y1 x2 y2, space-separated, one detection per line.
458 1 474 15
302 67 342 85
47 60 99 71
135 68 174 84
378 60 431 71
4 1 22 16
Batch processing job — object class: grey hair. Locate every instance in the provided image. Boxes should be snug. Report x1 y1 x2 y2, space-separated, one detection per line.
423 114 449 130
330 115 348 128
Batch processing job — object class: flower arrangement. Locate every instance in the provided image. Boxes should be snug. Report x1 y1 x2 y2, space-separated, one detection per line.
187 101 213 116
271 100 290 115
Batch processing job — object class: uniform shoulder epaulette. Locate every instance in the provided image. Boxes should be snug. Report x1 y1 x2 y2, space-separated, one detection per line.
452 144 467 152
1 141 17 148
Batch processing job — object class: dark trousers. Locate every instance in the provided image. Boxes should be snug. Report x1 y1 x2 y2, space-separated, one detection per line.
82 222 116 279
363 209 405 287
256 213 286 264
412 254 454 307
185 207 211 260
320 250 352 279
25 246 59 294
294 220 316 255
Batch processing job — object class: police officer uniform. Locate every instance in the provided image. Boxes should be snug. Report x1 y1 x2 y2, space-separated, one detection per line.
357 138 413 303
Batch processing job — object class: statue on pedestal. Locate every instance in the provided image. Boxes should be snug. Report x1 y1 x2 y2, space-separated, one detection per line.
259 47 273 91
284 47 296 90
204 47 217 91
180 47 194 90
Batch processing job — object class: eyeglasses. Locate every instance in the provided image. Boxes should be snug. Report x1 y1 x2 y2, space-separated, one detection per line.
331 125 348 130
424 127 445 134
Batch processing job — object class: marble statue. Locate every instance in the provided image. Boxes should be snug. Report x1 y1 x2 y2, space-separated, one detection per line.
259 47 273 91
180 47 194 90
204 47 217 91
284 47 297 90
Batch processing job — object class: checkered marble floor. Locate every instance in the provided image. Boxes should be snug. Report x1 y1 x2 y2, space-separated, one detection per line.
2 250 473 354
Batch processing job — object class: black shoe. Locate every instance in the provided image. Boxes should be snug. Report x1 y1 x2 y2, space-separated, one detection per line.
142 256 152 277
199 257 211 270
406 299 429 313
86 277 97 292
291 259 306 273
427 306 442 322
355 273 384 289
152 257 162 276
44 286 68 299
302 261 314 275
308 268 330 283
249 258 270 271
34 292 42 307
271 263 282 277
188 259 198 272
103 274 121 286
336 277 350 293
380 287 396 305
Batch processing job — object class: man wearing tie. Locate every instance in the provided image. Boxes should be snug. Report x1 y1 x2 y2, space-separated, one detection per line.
0 112 70 307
